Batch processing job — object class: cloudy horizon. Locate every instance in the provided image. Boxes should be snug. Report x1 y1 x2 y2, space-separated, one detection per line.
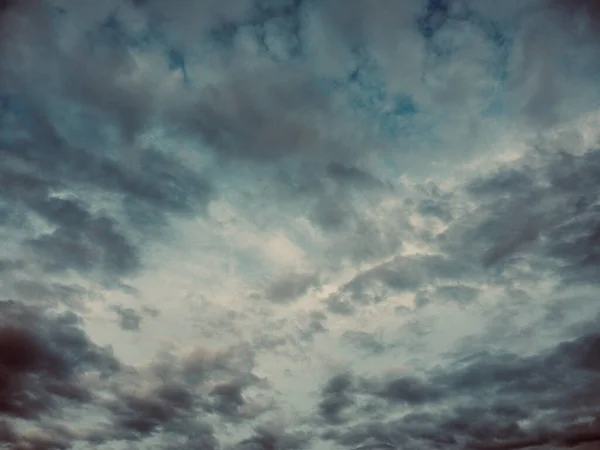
2 0 600 449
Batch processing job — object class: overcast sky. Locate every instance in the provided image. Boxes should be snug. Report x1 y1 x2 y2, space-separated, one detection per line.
2 1 600 449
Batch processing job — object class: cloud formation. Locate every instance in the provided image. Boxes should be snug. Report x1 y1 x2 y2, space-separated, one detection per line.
2 0 600 449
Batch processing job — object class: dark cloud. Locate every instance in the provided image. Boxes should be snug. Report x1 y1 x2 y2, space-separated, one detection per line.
0 300 119 420
321 329 600 449
318 372 356 425
326 162 387 189
369 374 443 405
5 425 75 450
315 143 600 447
0 299 268 448
463 147 600 284
25 213 140 279
309 143 600 449
112 306 143 331
552 0 600 37
92 342 264 445
208 381 245 417
107 381 196 437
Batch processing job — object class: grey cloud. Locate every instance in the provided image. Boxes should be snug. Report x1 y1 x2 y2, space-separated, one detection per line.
0 300 262 448
174 63 341 163
112 306 143 331
208 381 245 418
504 0 600 128
3 1 600 449
318 372 356 425
4 425 75 450
96 342 263 445
0 300 120 421
8 280 90 310
326 295 357 316
463 147 600 284
179 343 259 386
25 214 140 279
131 0 255 50
1 1 153 145
434 284 480 305
327 254 474 311
265 271 319 304
0 0 212 290
317 0 425 65
310 193 357 232
467 167 538 198
1 131 211 217
107 381 196 437
234 423 312 450
340 331 386 355
418 197 454 222
326 162 387 189
208 379 269 423
369 375 443 406
318 370 443 420
323 329 600 449
325 216 407 266
316 142 600 444
163 422 221 450
0 109 210 291
297 310 328 341
307 164 390 232
110 305 159 332
0 419 17 446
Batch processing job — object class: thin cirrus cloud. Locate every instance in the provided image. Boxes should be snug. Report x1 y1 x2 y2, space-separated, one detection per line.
1 0 600 449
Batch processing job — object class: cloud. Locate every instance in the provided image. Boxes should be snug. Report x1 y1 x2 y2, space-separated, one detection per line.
112 306 143 331
107 380 197 437
233 422 312 450
173 63 337 163
462 147 600 284
326 254 475 311
0 0 213 294
264 271 319 304
0 300 119 420
84 342 266 446
317 372 356 425
319 328 600 449
0 298 271 448
2 0 600 448
369 374 443 405
340 331 386 355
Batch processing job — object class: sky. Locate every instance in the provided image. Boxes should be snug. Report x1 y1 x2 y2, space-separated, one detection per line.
1 0 600 449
